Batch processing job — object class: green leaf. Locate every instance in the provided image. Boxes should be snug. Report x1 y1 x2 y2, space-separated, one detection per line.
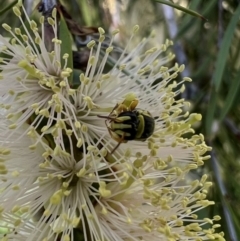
220 70 240 121
176 0 217 40
72 69 83 88
0 0 18 15
205 89 217 136
175 0 201 39
59 12 73 85
79 0 93 26
154 0 207 21
201 0 217 16
73 228 85 241
213 4 240 92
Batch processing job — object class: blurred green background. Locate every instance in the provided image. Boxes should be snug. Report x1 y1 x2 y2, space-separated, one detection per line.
1 0 240 240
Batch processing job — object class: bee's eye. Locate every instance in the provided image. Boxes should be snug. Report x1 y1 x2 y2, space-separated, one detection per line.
76 36 93 48
37 0 57 14
38 3 44 12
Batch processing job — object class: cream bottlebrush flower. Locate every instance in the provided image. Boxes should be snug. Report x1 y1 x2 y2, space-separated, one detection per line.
93 169 225 241
0 2 225 241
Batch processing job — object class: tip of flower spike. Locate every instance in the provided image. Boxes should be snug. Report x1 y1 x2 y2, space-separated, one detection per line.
98 27 105 35
52 8 57 19
112 29 119 35
119 64 126 70
106 46 113 53
99 182 111 197
50 190 63 205
77 138 83 148
87 40 96 48
213 215 221 221
132 25 139 34
52 38 62 45
48 17 55 26
99 34 105 43
9 124 17 129
17 0 23 7
77 168 86 177
190 113 202 123
183 77 192 82
179 64 185 72
2 23 11 32
89 56 95 66
63 53 69 59
13 6 21 17
39 16 44 24
145 47 158 55
150 30 156 38
165 39 173 47
18 59 28 68
180 84 185 93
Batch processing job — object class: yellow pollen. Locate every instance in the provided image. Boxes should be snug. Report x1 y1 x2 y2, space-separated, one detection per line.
63 53 69 59
77 138 83 148
81 124 88 132
47 17 55 26
132 25 139 33
106 46 113 53
99 35 105 42
50 190 63 205
89 56 95 65
98 27 105 35
14 219 21 227
77 168 86 177
87 40 96 48
75 121 81 129
13 7 21 17
8 124 17 129
99 182 111 197
112 29 120 35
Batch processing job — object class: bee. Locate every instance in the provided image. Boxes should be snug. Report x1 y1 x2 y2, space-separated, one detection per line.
98 95 155 153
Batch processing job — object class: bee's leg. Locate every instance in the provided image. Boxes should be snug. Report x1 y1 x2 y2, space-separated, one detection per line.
129 99 139 111
115 103 127 113
120 94 139 111
113 97 139 114
117 99 139 112
111 141 122 154
110 131 128 154
106 121 114 137
109 103 119 116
